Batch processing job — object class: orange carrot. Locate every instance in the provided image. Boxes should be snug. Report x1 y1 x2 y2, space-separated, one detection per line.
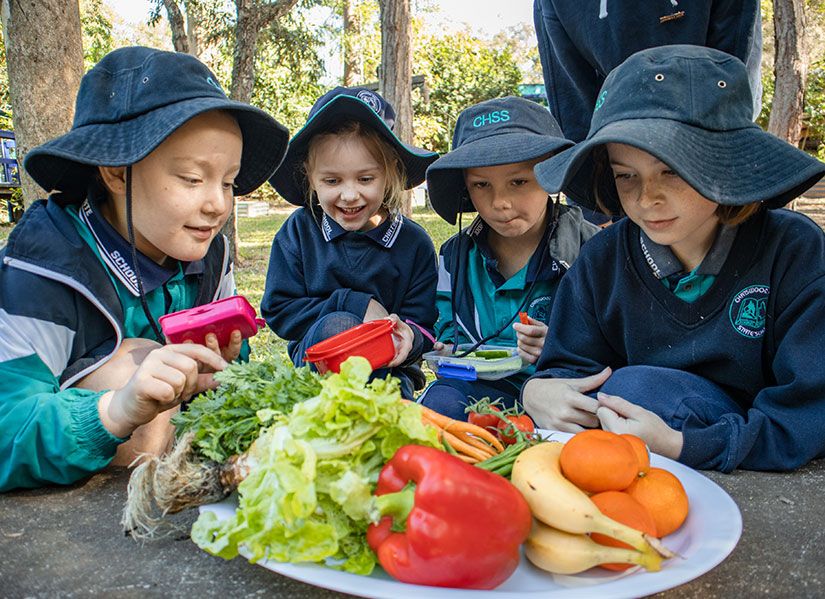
442 431 492 462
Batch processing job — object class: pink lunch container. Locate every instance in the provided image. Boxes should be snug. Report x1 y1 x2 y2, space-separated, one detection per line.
159 295 265 347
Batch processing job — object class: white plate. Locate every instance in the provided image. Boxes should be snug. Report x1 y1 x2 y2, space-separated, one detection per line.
199 430 742 598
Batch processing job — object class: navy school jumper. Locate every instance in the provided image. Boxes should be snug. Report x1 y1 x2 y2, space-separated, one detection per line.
531 208 825 472
261 207 438 385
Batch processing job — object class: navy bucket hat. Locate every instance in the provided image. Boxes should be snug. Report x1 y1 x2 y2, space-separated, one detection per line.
426 96 573 224
269 86 438 206
24 46 289 197
535 45 825 213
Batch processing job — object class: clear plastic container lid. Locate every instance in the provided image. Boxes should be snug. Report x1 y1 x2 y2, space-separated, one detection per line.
423 344 525 381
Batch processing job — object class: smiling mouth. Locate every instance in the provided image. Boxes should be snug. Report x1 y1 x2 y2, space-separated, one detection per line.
339 206 365 215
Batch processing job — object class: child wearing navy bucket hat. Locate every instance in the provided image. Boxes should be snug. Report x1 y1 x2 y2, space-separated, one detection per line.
0 47 289 491
262 87 439 398
418 97 599 421
525 45 825 472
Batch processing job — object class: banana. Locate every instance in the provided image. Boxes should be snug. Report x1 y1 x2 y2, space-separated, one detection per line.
525 519 662 574
511 441 673 560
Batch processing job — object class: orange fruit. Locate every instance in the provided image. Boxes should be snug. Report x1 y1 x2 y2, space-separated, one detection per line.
590 491 658 571
625 467 690 537
621 434 651 476
559 430 640 492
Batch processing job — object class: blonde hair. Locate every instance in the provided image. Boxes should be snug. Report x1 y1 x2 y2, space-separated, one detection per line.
303 121 407 214
591 146 761 225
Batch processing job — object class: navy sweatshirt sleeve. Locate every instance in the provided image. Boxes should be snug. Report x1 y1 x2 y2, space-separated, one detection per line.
261 211 373 341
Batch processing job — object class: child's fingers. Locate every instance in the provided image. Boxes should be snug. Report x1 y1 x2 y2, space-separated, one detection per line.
597 391 642 418
596 405 625 432
512 322 548 338
517 347 540 365
220 330 243 362
194 372 220 394
569 366 612 393
165 343 229 372
204 333 220 354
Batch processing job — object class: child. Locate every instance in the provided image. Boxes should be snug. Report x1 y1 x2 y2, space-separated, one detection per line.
0 47 289 491
526 45 825 472
262 87 439 399
419 97 599 421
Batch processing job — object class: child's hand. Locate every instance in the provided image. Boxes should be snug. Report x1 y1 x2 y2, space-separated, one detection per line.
513 316 548 364
522 367 612 432
433 341 453 355
204 330 243 362
385 314 414 367
596 392 684 460
98 344 228 438
364 299 389 322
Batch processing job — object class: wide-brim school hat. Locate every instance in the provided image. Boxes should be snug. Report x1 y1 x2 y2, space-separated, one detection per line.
24 46 289 198
269 87 438 206
427 96 573 224
535 45 825 214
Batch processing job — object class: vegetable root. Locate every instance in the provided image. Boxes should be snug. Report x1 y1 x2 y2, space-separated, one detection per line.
121 432 244 540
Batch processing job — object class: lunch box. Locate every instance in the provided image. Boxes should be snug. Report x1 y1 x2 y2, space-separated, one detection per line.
305 319 395 374
159 295 265 346
423 344 525 381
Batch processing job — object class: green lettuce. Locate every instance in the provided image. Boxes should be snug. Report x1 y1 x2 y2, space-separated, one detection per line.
191 357 439 575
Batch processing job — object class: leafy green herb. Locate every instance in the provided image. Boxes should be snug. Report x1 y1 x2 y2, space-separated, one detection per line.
191 357 440 575
172 356 322 463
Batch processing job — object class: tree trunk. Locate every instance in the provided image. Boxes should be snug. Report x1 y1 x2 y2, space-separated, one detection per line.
378 0 413 215
222 0 299 263
1 0 83 206
342 0 361 86
162 0 190 53
768 0 807 147
184 0 199 57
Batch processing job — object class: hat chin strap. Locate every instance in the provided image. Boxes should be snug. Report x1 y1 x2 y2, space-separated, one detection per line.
125 165 166 344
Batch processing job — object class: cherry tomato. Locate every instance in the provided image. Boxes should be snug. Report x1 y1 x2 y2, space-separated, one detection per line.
467 406 501 431
497 414 535 445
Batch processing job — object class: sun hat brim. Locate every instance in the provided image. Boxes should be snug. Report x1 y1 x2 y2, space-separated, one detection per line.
268 95 438 206
536 118 825 213
426 132 573 225
24 97 289 197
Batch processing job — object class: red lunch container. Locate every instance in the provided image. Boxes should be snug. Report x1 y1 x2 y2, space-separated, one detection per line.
304 319 396 374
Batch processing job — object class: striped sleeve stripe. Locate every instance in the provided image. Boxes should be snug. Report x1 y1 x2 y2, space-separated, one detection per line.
0 308 74 378
437 255 451 292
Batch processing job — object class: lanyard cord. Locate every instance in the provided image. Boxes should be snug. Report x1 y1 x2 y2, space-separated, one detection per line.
452 197 560 359
125 165 166 344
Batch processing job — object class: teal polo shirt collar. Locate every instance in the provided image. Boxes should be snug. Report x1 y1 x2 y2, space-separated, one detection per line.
465 215 561 288
79 194 204 297
320 211 405 248
639 224 737 280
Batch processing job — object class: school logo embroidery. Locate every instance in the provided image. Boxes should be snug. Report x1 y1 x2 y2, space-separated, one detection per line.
357 90 382 114
729 285 769 338
472 110 510 128
528 296 553 324
594 90 608 111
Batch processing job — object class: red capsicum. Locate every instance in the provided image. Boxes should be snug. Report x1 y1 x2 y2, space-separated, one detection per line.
366 444 532 589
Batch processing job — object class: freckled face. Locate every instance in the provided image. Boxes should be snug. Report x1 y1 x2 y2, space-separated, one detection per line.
106 111 243 264
606 143 719 268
